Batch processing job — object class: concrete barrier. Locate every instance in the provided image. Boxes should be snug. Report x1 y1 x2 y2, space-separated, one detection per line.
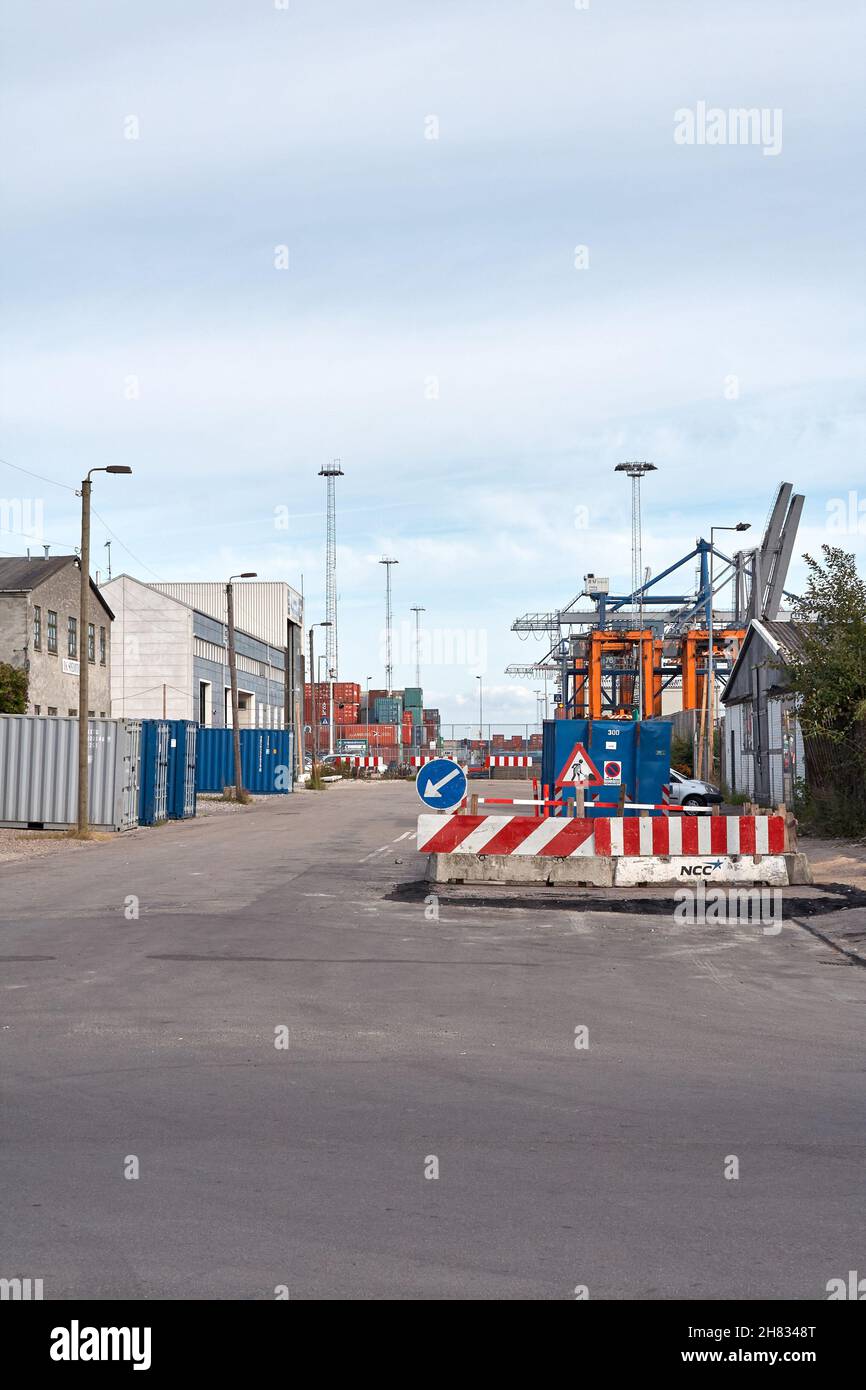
417 813 812 887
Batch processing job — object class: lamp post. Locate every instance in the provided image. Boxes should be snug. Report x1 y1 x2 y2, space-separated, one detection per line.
476 674 483 746
308 620 332 777
77 465 132 833
707 522 750 781
226 572 257 800
615 461 656 721
366 675 372 754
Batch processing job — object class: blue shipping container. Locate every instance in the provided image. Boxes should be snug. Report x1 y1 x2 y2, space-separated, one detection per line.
139 720 170 825
167 720 197 819
195 728 294 795
541 718 671 817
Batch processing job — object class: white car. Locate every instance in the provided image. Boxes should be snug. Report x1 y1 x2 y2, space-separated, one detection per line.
667 769 724 812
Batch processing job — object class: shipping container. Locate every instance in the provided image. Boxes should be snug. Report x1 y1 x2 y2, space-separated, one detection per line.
403 687 423 708
373 696 402 723
0 714 141 831
167 720 197 819
541 718 671 817
422 709 439 720
139 720 170 825
196 728 294 794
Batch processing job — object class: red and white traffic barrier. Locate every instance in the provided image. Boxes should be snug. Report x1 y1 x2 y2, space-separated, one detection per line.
486 755 532 768
344 756 385 771
417 814 786 858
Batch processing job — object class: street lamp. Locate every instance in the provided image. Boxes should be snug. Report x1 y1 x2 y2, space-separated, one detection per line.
308 620 332 776
706 522 750 780
366 675 372 753
77 465 132 834
476 674 483 747
226 572 257 801
615 461 657 720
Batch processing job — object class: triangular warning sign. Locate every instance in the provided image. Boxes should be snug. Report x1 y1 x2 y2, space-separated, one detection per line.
556 742 602 788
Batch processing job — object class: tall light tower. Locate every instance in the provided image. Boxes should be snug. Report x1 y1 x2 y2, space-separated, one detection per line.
318 459 343 679
380 557 398 692
615 461 657 718
410 605 425 688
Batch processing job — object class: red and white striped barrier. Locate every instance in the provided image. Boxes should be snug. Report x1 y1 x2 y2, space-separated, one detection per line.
486 755 532 768
343 756 385 771
416 814 786 858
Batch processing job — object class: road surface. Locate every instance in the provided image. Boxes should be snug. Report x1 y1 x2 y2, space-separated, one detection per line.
1 780 864 1299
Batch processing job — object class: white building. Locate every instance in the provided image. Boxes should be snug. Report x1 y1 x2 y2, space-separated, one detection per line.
101 576 303 734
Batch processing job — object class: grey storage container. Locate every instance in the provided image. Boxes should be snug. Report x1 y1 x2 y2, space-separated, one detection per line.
0 714 141 831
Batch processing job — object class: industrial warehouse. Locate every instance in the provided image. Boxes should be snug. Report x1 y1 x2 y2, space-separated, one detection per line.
1 0 864 1351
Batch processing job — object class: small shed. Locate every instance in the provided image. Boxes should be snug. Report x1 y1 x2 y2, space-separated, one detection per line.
720 619 808 806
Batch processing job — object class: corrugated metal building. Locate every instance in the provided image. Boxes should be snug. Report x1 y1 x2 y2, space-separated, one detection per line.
720 618 807 805
101 574 299 732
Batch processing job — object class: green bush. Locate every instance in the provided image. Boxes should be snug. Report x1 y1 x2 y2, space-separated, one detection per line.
669 733 693 776
0 662 28 714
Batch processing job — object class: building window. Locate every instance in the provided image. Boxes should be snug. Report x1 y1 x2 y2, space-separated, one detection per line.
99 626 106 665
34 704 41 715
68 616 77 658
68 708 76 717
88 623 95 663
47 706 57 716
88 709 95 718
99 711 106 718
33 605 41 650
47 610 58 654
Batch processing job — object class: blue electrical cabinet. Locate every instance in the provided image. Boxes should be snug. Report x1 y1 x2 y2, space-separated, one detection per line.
541 718 671 817
139 719 171 825
166 720 197 819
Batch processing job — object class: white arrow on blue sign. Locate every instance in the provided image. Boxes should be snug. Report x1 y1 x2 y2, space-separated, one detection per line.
415 758 467 809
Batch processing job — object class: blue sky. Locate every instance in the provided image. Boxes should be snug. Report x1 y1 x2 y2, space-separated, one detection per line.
1 0 864 722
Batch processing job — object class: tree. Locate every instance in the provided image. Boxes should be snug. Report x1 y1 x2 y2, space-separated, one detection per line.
0 662 28 714
785 546 866 836
786 546 866 739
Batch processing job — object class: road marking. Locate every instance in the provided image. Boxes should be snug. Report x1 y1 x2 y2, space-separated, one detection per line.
359 845 390 862
392 831 414 843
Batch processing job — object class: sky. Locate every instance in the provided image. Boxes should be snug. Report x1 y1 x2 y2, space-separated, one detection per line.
1 0 864 725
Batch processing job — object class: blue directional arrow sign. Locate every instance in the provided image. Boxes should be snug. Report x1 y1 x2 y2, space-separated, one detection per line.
415 758 467 810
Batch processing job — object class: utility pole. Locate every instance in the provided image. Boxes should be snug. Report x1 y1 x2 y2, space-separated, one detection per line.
77 466 131 834
380 558 398 692
226 572 257 800
308 620 332 777
477 674 483 743
410 605 425 687
615 461 656 720
319 460 343 680
104 540 112 581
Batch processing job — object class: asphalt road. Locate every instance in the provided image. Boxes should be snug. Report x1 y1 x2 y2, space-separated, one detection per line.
1 780 864 1300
